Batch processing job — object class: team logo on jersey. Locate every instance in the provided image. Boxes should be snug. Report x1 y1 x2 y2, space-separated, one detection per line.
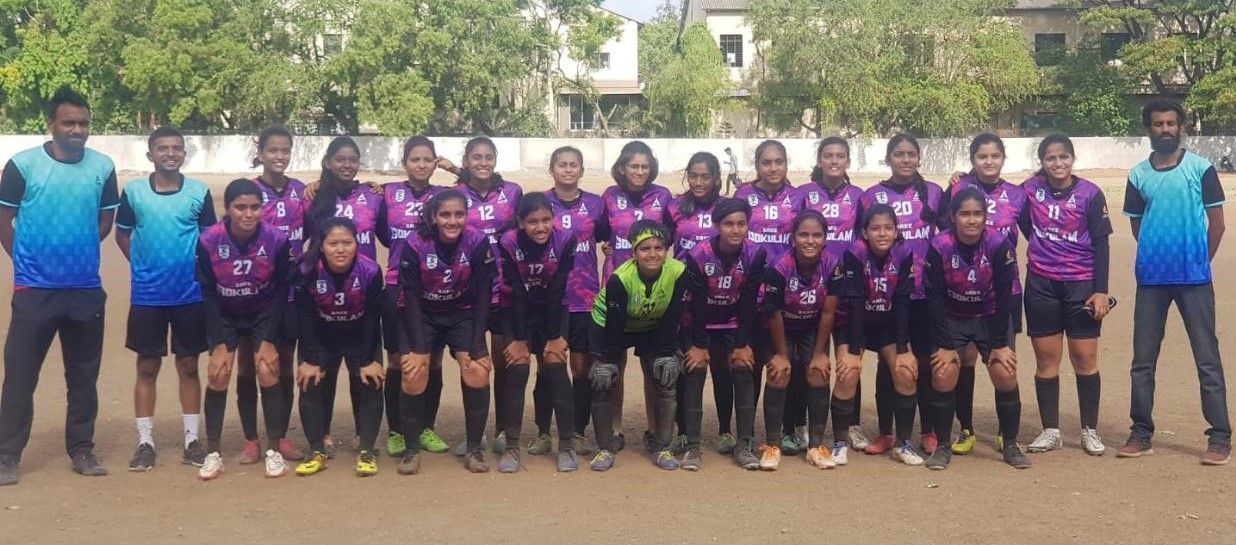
396 189 406 202
889 263 898 274
1067 195 1077 208
735 260 746 274
579 202 589 214
782 196 793 207
352 277 361 289
979 254 990 267
498 192 509 204
515 248 525 261
217 245 230 259
842 194 852 204
257 245 267 257
651 197 663 210
426 254 439 269
998 191 1009 203
746 195 758 207
1035 188 1046 202
617 197 628 210
951 255 960 269
548 248 558 261
316 280 329 294
357 194 368 205
789 276 800 291
459 252 470 266
876 192 888 204
809 192 820 204
704 262 716 275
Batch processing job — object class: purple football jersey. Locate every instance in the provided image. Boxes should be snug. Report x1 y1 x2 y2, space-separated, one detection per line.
405 227 492 314
1022 175 1106 282
545 189 604 313
687 239 763 329
601 184 673 278
307 255 382 323
255 177 307 258
954 176 1026 295
200 222 289 315
860 179 943 300
846 239 914 321
930 228 1007 318
308 185 383 260
667 198 717 257
772 250 843 332
499 226 574 302
382 181 444 286
459 179 522 305
799 181 864 260
735 182 800 264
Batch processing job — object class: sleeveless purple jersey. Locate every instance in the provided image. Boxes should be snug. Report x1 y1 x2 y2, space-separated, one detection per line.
799 181 864 260
687 239 763 329
307 255 382 323
200 222 289 315
601 184 672 278
545 189 604 313
1022 175 1106 282
382 182 444 286
499 227 574 303
772 250 843 332
667 198 717 257
954 176 1026 294
735 182 800 263
846 239 914 321
406 227 492 313
930 228 1007 318
860 179 943 300
255 177 307 257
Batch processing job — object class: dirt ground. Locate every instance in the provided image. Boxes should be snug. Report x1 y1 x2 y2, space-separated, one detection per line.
1 167 1234 545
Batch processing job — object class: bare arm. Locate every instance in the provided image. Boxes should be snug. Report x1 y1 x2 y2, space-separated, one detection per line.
98 210 115 241
1208 207 1225 260
116 229 132 260
1129 217 1141 241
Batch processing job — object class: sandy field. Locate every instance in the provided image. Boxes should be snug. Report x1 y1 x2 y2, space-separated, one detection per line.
0 166 1233 545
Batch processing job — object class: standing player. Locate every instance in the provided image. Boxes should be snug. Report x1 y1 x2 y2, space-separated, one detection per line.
760 211 844 470
304 137 383 456
736 140 803 454
921 188 1029 470
600 141 673 451
498 193 578 472
835 205 920 465
196 179 294 480
235 127 305 465
117 127 215 471
667 152 723 257
588 221 688 472
532 146 607 456
797 136 869 451
377 136 450 459
446 137 522 455
859 134 944 456
0 88 118 485
944 133 1028 455
397 190 496 473
680 198 766 471
1020 134 1112 455
292 218 386 477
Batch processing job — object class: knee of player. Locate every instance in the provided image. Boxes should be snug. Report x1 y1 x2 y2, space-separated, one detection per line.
401 377 428 396
767 372 791 389
461 367 490 389
135 358 163 378
894 363 918 386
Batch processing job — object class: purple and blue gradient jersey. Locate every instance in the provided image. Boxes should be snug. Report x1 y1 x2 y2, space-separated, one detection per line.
667 198 717 257
952 176 1027 294
199 221 289 315
799 181 864 260
768 250 844 332
499 226 575 302
930 228 1008 318
306 255 383 323
601 183 673 278
380 182 444 286
546 189 605 313
255 177 307 258
860 179 943 300
735 181 800 263
403 227 493 314
845 239 915 321
685 239 764 329
1022 175 1111 282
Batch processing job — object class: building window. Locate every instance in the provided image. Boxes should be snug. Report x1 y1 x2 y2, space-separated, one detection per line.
568 95 595 131
323 34 343 57
1101 33 1131 62
719 34 744 67
596 52 610 70
1034 33 1066 66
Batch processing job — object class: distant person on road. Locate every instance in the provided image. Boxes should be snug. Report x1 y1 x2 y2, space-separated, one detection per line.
724 147 741 196
1120 100 1230 465
0 87 119 486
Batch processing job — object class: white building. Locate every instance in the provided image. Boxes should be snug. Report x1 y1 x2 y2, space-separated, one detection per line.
551 7 644 135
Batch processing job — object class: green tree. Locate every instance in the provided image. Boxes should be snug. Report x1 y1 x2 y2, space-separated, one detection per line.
747 0 1040 137
639 3 732 136
1041 38 1137 136
522 0 622 135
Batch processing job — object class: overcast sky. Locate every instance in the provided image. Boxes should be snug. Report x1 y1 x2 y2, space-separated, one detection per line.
602 0 667 22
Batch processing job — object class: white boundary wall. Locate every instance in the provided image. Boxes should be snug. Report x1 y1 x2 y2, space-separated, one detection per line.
4 134 1236 174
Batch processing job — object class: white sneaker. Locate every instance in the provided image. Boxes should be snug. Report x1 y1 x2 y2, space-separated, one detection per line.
891 440 924 466
198 452 223 480
831 441 849 466
1027 428 1063 453
847 426 870 450
264 449 289 478
1080 428 1106 456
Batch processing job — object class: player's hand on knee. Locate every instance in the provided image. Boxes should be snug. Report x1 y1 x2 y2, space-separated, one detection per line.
544 337 568 364
359 362 385 389
504 340 531 366
766 354 791 385
297 362 324 390
684 346 710 372
895 351 918 381
730 345 755 370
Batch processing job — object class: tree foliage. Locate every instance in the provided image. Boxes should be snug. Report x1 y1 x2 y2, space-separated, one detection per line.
638 3 732 137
